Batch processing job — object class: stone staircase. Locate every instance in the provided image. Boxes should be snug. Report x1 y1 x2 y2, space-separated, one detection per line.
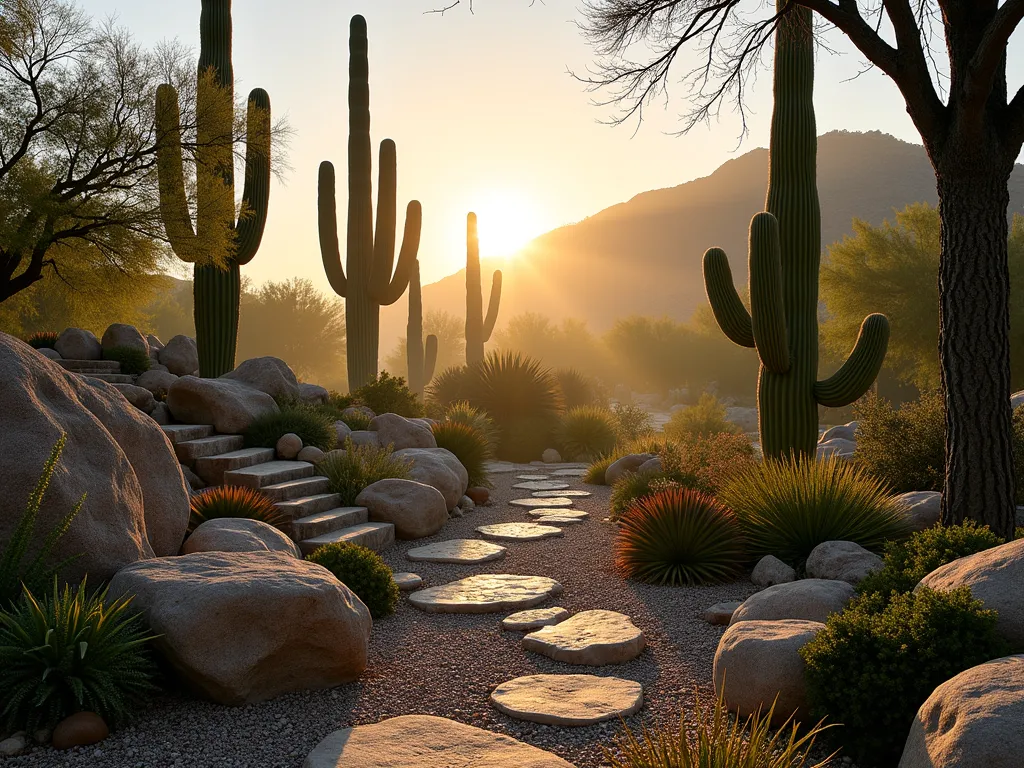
162 423 395 555
58 358 133 384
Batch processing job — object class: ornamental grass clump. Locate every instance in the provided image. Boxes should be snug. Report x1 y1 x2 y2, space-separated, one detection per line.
555 367 599 408
102 344 150 375
431 420 493 488
317 440 411 506
443 400 498 451
556 405 619 461
244 405 337 451
305 542 399 618
26 331 59 349
187 485 288 533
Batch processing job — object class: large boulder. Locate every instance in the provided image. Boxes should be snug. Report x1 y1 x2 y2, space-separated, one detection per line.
713 619 824 726
605 453 655 486
135 369 178 400
101 323 148 356
0 333 188 581
393 447 469 510
816 438 857 460
299 383 329 404
112 383 156 414
369 413 437 450
158 335 199 376
355 478 448 539
107 551 371 705
917 538 1024 647
222 356 300 401
819 423 857 443
751 555 796 587
730 579 855 625
167 376 278 434
805 541 884 585
182 518 301 558
899 655 1024 768
54 327 101 360
895 491 942 532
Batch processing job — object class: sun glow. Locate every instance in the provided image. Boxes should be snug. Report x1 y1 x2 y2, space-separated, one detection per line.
470 189 543 260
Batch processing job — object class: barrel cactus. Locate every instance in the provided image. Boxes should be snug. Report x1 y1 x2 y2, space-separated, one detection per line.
465 212 502 365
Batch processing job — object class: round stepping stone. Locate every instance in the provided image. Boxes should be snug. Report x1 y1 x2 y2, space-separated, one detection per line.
393 572 422 591
490 674 643 726
535 515 585 525
532 489 592 498
477 523 564 541
513 480 571 491
527 509 588 519
516 474 550 481
551 468 587 476
502 607 571 631
406 539 507 564
509 497 575 508
704 601 743 626
409 574 563 614
523 609 646 665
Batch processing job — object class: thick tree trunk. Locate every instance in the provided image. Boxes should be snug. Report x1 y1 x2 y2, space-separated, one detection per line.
936 142 1017 540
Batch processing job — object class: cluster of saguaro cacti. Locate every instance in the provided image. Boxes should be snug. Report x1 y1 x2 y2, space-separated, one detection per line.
155 0 271 378
319 15 420 390
702 4 889 459
464 212 502 365
407 259 438 397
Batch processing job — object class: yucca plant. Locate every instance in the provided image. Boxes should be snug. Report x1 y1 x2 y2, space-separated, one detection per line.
243 405 337 451
102 344 151 375
188 485 288 533
556 405 619 461
615 488 746 586
26 331 59 350
603 686 833 768
0 580 158 731
443 400 499 452
305 542 399 619
555 367 598 408
316 440 412 506
432 420 493 488
718 456 912 568
425 364 474 411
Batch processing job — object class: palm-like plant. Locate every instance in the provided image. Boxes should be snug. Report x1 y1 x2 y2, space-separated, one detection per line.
187 485 288 533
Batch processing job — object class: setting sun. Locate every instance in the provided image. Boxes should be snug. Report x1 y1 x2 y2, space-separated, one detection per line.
469 189 544 259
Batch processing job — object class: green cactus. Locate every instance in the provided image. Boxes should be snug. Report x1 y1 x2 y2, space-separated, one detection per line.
407 259 437 397
465 212 502 365
702 5 889 459
155 0 270 378
319 15 420 391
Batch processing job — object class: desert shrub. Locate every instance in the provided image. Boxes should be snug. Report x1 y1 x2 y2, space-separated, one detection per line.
243 405 336 451
555 367 598 408
425 365 474 411
719 457 912 568
801 587 1008 767
611 402 654 443
102 344 150 375
1 435 84 606
305 543 399 618
615 487 745 586
853 392 945 493
432 420 493 488
0 581 157 731
661 433 758 497
339 408 372 431
588 435 681 489
663 392 742 441
556 406 619 461
857 520 1005 600
188 485 288 533
353 372 423 417
317 440 412 506
584 455 615 485
443 401 498 450
26 331 59 349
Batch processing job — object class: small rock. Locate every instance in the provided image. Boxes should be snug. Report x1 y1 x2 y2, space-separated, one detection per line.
343 405 375 421
297 446 325 463
348 430 380 447
638 457 662 475
605 453 656 485
112 383 156 414
460 494 475 511
805 541 884 585
895 491 942 532
102 323 148 355
542 448 562 463
502 607 570 631
703 601 743 626
52 712 109 750
158 335 199 376
393 572 423 591
38 347 61 360
299 383 329 404
276 432 303 460
751 555 796 587
369 413 436 450
730 579 855 625
0 734 27 756
466 486 490 505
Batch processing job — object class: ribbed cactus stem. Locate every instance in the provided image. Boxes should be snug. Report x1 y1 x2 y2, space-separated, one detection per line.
465 212 502 365
407 259 435 397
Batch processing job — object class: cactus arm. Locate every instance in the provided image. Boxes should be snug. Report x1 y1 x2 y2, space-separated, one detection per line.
702 247 755 348
814 313 890 407
369 139 419 306
424 334 438 384
234 88 271 265
748 211 790 374
318 161 347 296
482 270 502 342
154 84 199 262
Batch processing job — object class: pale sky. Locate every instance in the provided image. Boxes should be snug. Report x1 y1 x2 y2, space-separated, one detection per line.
80 0 999 291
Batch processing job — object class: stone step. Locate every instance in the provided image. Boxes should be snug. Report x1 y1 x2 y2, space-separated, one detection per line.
223 460 314 490
194 447 275 486
58 359 121 372
162 424 215 445
175 434 246 464
299 522 395 556
291 507 368 541
261 476 332 503
76 372 134 384
274 493 344 519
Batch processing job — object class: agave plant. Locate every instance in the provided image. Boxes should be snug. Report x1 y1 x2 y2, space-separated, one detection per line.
556 406 619 461
432 420 493 488
187 485 288 533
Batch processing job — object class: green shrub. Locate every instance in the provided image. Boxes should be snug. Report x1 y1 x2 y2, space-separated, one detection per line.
661 433 757 497
801 587 1008 767
432 420 493 488
555 367 598 408
718 457 912 568
340 408 372 431
26 331 59 349
102 344 150 375
244 405 336 451
853 393 945 493
0 581 157 731
610 470 668 519
857 520 1005 600
1 436 84 606
663 392 742 441
425 365 474 411
188 485 289 533
317 440 412 506
611 402 654 443
556 406 619 461
352 372 423 417
305 543 399 618
443 401 499 451
615 487 745 586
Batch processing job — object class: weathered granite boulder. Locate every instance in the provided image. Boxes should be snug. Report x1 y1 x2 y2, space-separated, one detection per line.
730 579 855 625
182 518 300 557
393 447 469 510
112 383 156 414
38 347 61 360
222 356 300 401
158 334 199 376
895 491 942 532
299 383 329 403
348 430 380 447
805 541 884 585
605 454 655 485
751 555 796 587
135 370 178 400
54 327 101 360
816 437 857 460
356 478 448 539
167 376 278 434
819 423 857 443
369 413 437 450
101 323 148 356
276 433 303 460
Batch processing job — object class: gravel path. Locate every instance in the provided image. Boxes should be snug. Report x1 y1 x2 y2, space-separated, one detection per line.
9 465 776 768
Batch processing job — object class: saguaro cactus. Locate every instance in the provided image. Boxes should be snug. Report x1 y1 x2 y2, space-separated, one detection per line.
465 212 502 365
155 0 271 378
702 5 889 458
407 259 437 397
319 15 420 390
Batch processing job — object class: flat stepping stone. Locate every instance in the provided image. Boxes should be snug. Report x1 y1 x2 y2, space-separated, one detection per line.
477 523 564 541
509 497 575 508
533 489 592 498
490 674 643 726
304 715 574 768
551 468 588 476
704 600 743 626
406 539 507 564
513 480 571 491
485 462 519 474
393 572 423 591
409 574 563 614
535 515 586 525
517 474 551 481
527 509 588 519
502 607 571 631
523 609 646 666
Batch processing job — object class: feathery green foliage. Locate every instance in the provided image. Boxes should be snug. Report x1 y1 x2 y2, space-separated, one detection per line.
663 392 742 440
555 367 599 408
0 581 157 731
102 344 150 375
26 331 58 349
305 542 399 619
432 420 493 489
352 372 423 417
187 485 288 533
317 440 412 506
243 405 337 451
556 406 619 461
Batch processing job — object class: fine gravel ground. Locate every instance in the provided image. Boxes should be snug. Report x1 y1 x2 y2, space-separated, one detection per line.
7 464 841 768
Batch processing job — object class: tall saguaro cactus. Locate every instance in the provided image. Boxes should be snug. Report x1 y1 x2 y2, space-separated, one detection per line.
319 15 421 390
465 212 502 365
407 259 437 397
702 5 889 458
155 0 271 378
